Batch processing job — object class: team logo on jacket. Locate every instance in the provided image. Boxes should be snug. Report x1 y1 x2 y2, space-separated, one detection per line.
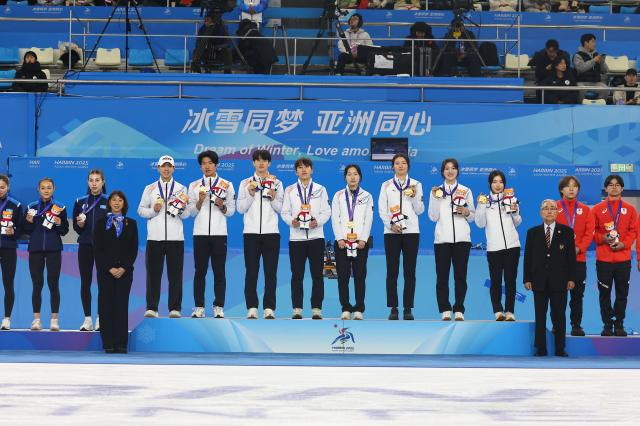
621 208 627 214
576 208 583 215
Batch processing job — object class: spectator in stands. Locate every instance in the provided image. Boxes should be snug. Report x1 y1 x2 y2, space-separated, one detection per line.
403 22 439 75
557 1 587 12
190 14 233 74
236 18 278 74
240 0 268 26
437 19 482 77
37 0 64 5
368 0 394 8
489 0 518 12
394 0 421 9
523 0 551 12
573 33 609 100
612 68 640 105
58 42 82 69
529 39 571 85
542 57 578 105
335 13 373 76
337 0 359 8
12 51 47 93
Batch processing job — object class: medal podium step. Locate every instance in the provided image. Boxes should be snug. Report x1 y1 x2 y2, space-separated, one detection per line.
2 320 639 356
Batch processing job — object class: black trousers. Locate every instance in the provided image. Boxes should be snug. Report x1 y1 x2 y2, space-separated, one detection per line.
335 52 367 74
193 235 227 308
487 247 520 313
78 243 96 317
29 251 61 314
289 239 325 310
145 240 184 312
597 260 631 326
434 242 471 313
244 233 280 310
534 287 567 353
0 248 17 317
569 261 587 327
384 233 419 309
98 270 133 351
334 241 369 313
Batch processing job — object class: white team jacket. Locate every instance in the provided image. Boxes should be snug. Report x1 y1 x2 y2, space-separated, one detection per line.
428 181 475 244
137 178 189 241
474 193 521 252
281 179 331 241
331 186 374 242
236 174 284 235
188 175 236 237
378 176 425 234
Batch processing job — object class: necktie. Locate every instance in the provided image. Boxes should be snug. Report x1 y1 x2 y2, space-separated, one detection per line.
545 225 551 248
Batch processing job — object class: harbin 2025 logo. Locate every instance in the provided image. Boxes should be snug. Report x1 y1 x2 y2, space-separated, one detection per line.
331 324 355 353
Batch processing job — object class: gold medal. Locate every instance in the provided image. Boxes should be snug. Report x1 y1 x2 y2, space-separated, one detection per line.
248 180 259 190
477 193 488 205
345 221 355 230
155 197 164 205
404 187 415 197
199 185 207 194
434 188 443 199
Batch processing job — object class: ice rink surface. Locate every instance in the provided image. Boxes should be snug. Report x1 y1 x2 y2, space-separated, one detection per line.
1 360 639 424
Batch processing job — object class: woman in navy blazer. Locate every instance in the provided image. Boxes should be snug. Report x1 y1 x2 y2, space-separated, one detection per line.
93 191 138 354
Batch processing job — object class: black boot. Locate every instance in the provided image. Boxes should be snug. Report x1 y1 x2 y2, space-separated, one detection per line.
614 323 628 337
388 307 399 320
403 308 414 320
601 325 614 337
570 325 585 337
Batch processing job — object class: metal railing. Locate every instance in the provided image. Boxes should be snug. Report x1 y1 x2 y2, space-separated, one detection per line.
2 77 638 104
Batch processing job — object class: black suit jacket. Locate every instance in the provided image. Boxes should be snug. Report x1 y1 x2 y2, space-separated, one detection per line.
93 217 138 274
523 223 576 292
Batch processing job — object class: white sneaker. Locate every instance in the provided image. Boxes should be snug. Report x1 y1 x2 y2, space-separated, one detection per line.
454 312 465 321
441 311 452 321
292 308 303 319
341 311 351 320
312 308 323 320
50 318 60 331
353 311 363 320
95 316 100 331
169 310 182 318
505 312 516 322
263 308 275 319
31 318 42 331
1 317 10 330
144 310 159 318
79 317 94 331
246 307 258 319
191 307 205 318
213 306 224 319
495 312 506 321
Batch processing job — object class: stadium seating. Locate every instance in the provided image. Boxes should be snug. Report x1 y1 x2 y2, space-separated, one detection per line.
0 69 16 89
95 48 121 67
164 49 191 68
128 49 154 67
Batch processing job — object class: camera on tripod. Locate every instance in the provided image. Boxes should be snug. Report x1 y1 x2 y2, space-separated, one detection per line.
324 0 349 18
200 0 237 18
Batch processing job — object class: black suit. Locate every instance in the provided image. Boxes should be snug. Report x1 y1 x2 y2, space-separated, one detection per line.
523 223 576 355
93 217 138 352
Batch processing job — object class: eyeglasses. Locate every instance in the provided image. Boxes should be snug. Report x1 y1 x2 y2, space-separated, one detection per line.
607 183 622 188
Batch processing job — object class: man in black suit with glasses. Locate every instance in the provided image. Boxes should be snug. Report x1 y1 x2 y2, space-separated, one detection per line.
524 199 577 357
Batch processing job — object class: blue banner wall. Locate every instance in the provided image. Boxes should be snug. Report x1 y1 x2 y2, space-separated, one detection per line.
31 97 640 188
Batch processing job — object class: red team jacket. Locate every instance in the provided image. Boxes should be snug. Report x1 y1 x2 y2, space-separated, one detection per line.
556 198 594 263
591 198 638 263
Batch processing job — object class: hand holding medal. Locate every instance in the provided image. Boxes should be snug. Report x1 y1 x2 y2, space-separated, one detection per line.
432 186 444 199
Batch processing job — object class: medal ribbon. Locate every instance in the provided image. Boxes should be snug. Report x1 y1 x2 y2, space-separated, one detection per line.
607 200 622 229
82 194 103 215
561 198 577 229
345 186 359 224
157 180 175 201
296 182 313 205
36 199 53 217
